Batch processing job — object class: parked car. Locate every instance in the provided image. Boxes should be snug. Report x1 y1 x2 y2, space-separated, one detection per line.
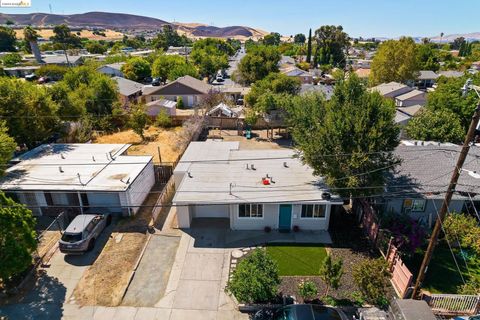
144 76 153 84
25 73 37 81
455 316 480 320
59 209 112 254
253 304 348 320
37 76 50 84
151 77 161 86
215 74 224 82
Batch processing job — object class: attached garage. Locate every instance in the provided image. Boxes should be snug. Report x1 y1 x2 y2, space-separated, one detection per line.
191 204 229 218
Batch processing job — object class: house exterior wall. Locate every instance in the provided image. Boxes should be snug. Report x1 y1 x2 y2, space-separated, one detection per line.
384 198 465 226
177 205 192 228
126 160 155 215
230 204 278 230
192 204 230 218
86 192 121 213
144 94 204 108
291 203 331 230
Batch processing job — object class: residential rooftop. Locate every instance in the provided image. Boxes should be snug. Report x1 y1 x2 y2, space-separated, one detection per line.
0 144 152 192
112 76 143 96
173 142 341 204
394 89 426 101
370 81 413 97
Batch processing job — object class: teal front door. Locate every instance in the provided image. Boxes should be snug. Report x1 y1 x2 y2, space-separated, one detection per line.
278 204 292 231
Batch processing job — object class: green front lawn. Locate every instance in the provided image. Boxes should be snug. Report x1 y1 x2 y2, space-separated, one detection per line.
406 244 480 294
266 243 328 276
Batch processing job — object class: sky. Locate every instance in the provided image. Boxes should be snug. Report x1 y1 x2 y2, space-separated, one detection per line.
1 0 479 38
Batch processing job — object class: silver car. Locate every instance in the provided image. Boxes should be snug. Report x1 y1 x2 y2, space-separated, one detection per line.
59 210 112 254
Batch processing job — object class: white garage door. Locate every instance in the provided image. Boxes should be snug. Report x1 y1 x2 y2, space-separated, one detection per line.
193 205 229 218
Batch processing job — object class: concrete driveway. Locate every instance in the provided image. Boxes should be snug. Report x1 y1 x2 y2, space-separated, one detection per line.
0 222 115 320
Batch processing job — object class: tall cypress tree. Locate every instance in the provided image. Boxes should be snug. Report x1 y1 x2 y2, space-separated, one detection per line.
306 28 312 64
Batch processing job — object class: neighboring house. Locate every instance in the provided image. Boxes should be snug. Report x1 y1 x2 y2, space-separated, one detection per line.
207 103 239 117
395 89 427 107
279 55 296 66
437 70 464 78
281 66 313 84
112 76 143 107
0 144 155 216
220 86 250 106
41 55 84 66
395 105 423 137
172 141 343 230
300 84 334 100
97 62 125 77
470 61 480 71
370 82 413 99
142 75 212 108
415 70 438 89
3 65 40 77
146 99 177 117
166 46 192 56
381 142 480 226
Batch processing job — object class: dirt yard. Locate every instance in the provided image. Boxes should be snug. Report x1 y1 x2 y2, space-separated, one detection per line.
15 29 124 41
72 188 161 306
93 126 184 163
208 129 293 150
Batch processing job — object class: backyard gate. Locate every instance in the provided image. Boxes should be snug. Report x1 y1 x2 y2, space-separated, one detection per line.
386 241 413 298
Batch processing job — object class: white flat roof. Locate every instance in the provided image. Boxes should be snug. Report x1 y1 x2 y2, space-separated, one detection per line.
174 141 240 173
0 144 152 192
173 147 341 204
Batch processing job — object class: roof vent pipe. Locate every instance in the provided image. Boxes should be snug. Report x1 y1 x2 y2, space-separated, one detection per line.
61 153 65 159
251 164 256 170
283 162 288 168
59 166 64 173
92 155 96 162
246 164 250 170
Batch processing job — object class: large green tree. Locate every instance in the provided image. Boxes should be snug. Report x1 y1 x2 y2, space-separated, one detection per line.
0 26 16 52
151 54 198 82
51 24 82 49
370 37 419 85
313 25 349 67
121 57 151 82
1 53 21 67
152 25 189 50
0 78 59 147
246 73 301 113
190 38 233 80
236 45 281 85
306 28 312 64
294 33 306 44
0 192 37 284
0 121 17 174
285 75 400 197
405 109 464 143
263 32 281 46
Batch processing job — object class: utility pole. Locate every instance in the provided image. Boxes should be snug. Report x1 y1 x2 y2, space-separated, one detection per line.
412 79 480 298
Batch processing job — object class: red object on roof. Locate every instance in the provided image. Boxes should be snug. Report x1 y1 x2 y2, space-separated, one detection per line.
262 178 270 185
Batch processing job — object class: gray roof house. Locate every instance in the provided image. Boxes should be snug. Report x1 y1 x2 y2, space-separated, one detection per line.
41 55 84 66
112 76 143 107
415 70 439 89
438 70 464 78
97 62 125 77
0 144 155 216
370 82 413 99
143 75 213 108
395 89 427 107
380 142 480 226
172 141 343 231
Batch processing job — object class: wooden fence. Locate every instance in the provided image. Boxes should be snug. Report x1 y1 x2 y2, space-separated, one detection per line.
151 176 176 222
358 199 413 299
154 165 174 184
422 293 480 316
385 241 413 298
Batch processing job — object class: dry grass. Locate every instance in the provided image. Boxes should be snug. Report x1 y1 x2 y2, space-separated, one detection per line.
72 190 159 306
209 129 292 150
15 29 124 41
93 126 184 163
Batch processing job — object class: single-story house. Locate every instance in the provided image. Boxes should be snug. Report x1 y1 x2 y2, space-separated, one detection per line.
380 142 480 226
146 99 177 117
370 82 413 99
172 141 343 230
41 55 84 66
281 66 314 84
279 55 295 66
395 105 423 138
415 70 439 89
97 62 125 77
142 75 212 108
395 89 427 107
112 76 143 107
0 144 155 216
219 86 250 105
166 46 192 56
3 65 40 77
437 70 464 78
207 103 239 118
300 84 334 100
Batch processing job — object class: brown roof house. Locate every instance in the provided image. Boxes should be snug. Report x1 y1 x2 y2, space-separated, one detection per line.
143 75 213 108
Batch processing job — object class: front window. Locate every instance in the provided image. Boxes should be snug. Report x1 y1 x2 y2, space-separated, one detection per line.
301 204 325 218
403 199 426 212
239 204 263 218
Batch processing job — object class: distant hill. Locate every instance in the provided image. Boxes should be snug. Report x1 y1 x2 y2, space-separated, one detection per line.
0 11 268 39
429 32 480 43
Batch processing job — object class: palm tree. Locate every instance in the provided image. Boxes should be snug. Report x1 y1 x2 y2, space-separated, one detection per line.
23 26 41 63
